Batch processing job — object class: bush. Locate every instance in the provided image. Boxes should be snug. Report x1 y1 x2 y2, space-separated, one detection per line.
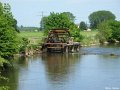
97 21 112 43
0 3 19 59
0 56 10 68
19 38 29 53
0 75 9 90
110 21 120 41
97 20 120 43
70 27 84 42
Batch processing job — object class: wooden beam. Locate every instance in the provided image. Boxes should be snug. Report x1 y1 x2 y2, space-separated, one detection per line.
47 47 64 48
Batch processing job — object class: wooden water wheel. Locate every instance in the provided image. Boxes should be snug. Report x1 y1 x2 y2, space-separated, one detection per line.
41 28 80 53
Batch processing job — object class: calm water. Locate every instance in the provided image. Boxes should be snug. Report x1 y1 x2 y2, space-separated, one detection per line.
1 45 120 90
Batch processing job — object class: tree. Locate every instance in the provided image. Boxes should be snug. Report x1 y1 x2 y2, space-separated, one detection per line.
97 21 112 43
79 21 87 30
42 12 76 34
97 20 120 43
61 12 75 22
40 12 83 41
3 3 19 32
89 10 116 29
110 21 120 41
0 2 20 58
40 16 47 30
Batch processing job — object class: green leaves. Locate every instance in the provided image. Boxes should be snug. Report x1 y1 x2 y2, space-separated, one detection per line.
0 2 19 58
44 12 71 30
41 12 75 31
41 12 83 41
97 20 120 43
89 10 116 29
0 56 10 67
79 21 87 30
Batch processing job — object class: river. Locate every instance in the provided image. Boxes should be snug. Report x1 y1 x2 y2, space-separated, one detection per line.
1 45 120 90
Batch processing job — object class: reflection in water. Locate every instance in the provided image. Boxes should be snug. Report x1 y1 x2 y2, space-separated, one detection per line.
42 53 80 84
17 56 29 68
1 67 19 90
1 56 29 90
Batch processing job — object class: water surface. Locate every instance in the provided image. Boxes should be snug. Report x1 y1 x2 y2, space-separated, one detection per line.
1 45 120 90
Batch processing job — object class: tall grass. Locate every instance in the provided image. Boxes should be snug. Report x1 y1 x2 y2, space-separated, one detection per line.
80 31 99 46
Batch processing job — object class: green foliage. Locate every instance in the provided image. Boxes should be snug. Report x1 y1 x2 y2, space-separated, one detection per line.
97 21 112 43
40 12 75 31
0 28 20 58
89 10 116 29
43 12 72 31
19 37 29 53
2 3 18 32
61 12 75 22
0 86 9 90
41 12 83 41
70 25 84 42
109 21 120 41
79 21 87 30
40 16 47 30
0 75 9 90
97 20 120 43
0 56 10 67
0 2 19 58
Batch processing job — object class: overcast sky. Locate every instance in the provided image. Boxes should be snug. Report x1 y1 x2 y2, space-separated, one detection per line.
1 0 120 27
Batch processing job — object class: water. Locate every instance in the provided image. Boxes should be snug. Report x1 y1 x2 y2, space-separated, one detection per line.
79 44 120 55
1 45 120 90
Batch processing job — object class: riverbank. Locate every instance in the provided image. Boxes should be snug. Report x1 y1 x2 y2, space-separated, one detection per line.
18 31 99 46
17 31 120 55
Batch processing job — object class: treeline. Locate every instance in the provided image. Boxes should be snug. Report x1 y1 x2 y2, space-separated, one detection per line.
89 10 120 43
18 26 39 32
40 10 120 43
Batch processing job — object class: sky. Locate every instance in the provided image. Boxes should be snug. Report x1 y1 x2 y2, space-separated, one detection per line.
1 0 120 27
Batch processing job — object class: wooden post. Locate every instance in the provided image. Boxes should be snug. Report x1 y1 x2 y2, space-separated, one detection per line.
25 48 28 56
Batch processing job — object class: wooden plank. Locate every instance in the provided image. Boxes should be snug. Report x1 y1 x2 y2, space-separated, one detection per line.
67 44 74 46
45 43 67 45
47 47 64 48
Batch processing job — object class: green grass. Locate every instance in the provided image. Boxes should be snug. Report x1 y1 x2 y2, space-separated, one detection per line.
18 31 43 38
18 31 44 45
81 31 98 37
80 31 99 46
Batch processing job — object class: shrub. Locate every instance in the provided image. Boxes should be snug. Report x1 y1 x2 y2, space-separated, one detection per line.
97 20 120 43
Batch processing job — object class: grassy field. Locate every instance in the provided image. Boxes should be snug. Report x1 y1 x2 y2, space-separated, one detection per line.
18 31 99 46
18 31 43 38
18 31 44 45
81 31 98 37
